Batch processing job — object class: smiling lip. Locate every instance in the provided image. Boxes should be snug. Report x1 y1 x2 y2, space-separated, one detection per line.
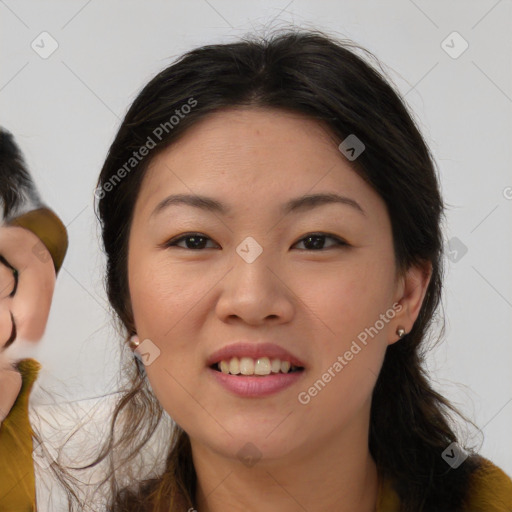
208 367 305 397
206 342 306 368
206 342 306 398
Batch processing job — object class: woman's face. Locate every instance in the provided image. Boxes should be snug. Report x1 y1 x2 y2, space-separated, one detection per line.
127 108 426 464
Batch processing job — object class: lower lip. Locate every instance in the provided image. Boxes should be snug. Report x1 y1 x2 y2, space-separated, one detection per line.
208 367 305 397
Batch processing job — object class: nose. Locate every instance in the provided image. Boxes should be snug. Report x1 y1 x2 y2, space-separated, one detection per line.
214 247 295 326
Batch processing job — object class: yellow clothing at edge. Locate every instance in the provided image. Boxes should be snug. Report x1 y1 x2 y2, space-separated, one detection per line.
0 358 40 511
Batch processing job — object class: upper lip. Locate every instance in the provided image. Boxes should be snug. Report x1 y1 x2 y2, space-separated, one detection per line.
207 342 306 368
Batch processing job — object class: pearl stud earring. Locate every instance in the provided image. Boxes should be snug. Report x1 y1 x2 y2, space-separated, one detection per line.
396 327 406 339
129 334 140 350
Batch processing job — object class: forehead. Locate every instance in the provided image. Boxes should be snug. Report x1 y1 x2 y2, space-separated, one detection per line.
149 108 336 172
134 107 384 221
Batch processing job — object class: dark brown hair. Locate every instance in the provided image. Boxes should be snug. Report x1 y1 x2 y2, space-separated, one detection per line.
50 28 483 511
0 128 43 221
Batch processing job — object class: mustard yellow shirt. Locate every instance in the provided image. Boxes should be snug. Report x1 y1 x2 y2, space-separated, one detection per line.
0 358 40 511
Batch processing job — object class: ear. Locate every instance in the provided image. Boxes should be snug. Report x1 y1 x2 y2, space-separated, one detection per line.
389 259 432 345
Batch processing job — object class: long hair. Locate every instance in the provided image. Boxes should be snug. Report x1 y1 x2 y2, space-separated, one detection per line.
49 28 482 511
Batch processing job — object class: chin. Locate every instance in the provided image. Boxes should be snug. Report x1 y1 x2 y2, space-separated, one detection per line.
191 423 303 466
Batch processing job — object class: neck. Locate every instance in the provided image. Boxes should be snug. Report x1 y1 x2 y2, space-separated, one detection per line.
191 409 379 512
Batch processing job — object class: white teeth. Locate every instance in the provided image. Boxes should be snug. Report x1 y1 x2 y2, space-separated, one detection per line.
219 360 230 374
229 357 240 375
254 357 271 375
239 357 254 375
216 356 301 376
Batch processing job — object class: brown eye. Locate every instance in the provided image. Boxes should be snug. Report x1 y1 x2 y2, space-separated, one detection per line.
164 233 219 250
293 233 348 251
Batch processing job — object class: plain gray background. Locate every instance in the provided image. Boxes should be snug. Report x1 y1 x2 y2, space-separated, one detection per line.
1 0 511 479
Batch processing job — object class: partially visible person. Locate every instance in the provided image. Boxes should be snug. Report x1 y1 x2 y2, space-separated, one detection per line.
0 127 68 509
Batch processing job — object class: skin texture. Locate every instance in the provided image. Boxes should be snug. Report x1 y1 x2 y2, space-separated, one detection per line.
127 108 432 512
0 225 56 423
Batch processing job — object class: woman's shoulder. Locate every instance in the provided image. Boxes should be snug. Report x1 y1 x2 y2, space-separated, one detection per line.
462 456 512 511
377 455 512 512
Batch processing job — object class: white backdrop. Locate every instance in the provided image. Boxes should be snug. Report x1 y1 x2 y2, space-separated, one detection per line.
1 0 511 478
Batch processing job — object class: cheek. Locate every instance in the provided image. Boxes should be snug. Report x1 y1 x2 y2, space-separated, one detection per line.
129 257 197 338
145 362 200 429
129 257 210 422
293 259 394 406
293 269 391 427
295 258 394 345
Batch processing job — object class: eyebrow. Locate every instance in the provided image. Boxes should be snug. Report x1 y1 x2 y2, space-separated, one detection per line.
151 192 366 218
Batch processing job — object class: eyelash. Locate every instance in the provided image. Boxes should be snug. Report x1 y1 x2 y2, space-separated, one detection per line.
2 265 18 349
10 269 18 297
163 232 348 251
